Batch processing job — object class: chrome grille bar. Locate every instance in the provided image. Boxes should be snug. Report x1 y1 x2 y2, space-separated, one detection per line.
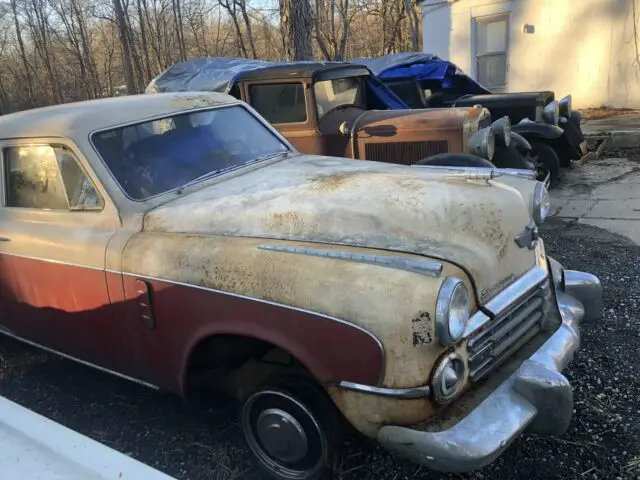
468 281 549 382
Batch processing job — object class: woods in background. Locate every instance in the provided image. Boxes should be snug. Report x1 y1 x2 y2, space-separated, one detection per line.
0 0 422 113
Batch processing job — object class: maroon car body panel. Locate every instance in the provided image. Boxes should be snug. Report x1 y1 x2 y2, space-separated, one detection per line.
117 274 384 394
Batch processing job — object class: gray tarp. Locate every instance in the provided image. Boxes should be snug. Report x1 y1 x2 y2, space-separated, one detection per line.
146 57 341 94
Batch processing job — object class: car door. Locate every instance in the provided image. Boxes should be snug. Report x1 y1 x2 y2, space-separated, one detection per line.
0 139 122 368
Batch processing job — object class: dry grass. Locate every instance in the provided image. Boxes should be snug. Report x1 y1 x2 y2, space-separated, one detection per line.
579 107 640 121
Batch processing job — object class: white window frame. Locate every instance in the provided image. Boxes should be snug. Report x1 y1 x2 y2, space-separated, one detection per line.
472 13 510 92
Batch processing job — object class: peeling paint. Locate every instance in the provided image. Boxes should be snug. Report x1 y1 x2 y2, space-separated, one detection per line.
411 311 433 346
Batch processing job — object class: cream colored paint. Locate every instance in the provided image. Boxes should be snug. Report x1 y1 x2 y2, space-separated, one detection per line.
420 0 640 109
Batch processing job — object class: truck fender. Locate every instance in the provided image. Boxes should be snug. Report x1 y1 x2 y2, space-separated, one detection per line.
512 122 564 140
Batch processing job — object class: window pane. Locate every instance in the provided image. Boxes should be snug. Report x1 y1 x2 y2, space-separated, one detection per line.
250 83 307 123
477 54 507 88
91 106 290 200
4 145 103 211
56 148 103 210
477 19 507 54
5 146 70 210
314 77 365 117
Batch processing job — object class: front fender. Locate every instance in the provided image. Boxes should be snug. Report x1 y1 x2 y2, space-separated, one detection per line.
512 122 564 140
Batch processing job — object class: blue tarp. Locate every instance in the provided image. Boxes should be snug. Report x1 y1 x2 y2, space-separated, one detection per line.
146 56 409 110
355 52 492 95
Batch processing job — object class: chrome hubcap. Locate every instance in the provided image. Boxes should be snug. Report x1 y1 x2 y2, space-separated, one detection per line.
256 408 308 463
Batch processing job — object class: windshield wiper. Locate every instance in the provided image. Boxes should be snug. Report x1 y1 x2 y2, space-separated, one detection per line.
176 169 222 193
176 151 290 194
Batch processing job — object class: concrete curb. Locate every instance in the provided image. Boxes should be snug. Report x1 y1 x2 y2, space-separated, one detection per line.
584 129 640 148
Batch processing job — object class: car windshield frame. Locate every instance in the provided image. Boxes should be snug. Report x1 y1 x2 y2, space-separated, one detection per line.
89 104 291 202
313 74 367 119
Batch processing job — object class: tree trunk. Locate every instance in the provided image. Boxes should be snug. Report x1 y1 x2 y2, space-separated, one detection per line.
112 0 137 94
280 0 313 61
10 0 35 107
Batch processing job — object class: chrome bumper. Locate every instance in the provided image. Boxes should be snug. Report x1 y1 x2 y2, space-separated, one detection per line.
376 260 602 473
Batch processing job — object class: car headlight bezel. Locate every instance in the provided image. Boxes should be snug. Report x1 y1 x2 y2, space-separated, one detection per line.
490 116 511 147
435 277 471 345
542 100 559 125
533 181 550 225
559 95 572 118
467 127 495 161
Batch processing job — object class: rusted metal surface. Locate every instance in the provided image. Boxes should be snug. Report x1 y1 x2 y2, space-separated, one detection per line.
142 155 537 304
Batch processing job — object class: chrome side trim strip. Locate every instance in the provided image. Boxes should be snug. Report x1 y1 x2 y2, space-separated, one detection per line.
257 245 443 278
338 381 430 399
0 327 160 390
0 251 105 272
119 271 387 385
411 165 537 180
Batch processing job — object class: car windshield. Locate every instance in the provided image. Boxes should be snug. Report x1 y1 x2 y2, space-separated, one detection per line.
91 105 289 200
314 76 366 118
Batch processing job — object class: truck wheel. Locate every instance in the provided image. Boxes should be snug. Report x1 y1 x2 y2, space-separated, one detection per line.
530 141 560 186
414 153 495 168
241 375 340 480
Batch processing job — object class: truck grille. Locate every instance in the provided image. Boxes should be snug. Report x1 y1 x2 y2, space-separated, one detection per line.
467 280 550 382
365 140 449 165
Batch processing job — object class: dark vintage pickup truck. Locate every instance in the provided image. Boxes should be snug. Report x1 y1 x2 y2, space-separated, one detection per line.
356 52 588 185
146 57 539 177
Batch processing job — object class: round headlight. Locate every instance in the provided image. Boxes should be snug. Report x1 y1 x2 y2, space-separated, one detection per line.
467 127 495 161
490 116 511 147
533 181 550 225
435 277 470 345
559 95 572 118
542 100 559 125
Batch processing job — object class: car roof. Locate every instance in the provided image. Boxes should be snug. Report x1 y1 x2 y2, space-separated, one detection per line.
146 56 371 94
0 91 240 140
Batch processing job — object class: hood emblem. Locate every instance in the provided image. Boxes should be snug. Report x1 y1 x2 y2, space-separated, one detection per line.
514 222 539 250
257 244 443 277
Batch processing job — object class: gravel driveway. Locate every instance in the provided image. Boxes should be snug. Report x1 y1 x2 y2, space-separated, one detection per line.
1 155 639 480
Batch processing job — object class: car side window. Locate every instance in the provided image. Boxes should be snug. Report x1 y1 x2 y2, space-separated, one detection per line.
249 83 307 124
4 145 103 211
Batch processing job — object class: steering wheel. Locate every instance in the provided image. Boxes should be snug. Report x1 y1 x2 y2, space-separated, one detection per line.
320 104 360 118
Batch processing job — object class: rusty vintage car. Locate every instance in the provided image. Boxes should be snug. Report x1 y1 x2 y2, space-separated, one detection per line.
356 52 589 184
146 57 539 175
0 92 602 479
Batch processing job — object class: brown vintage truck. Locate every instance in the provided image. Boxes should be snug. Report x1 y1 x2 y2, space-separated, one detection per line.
146 57 538 176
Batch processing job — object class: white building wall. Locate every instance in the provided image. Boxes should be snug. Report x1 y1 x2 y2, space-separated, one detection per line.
420 0 640 108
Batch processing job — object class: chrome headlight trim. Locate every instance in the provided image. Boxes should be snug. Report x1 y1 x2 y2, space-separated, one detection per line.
436 277 471 345
542 100 559 125
533 181 550 225
490 116 511 147
559 95 572 118
467 127 495 161
431 352 466 403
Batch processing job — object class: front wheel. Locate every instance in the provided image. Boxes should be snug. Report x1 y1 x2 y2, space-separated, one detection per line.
241 376 340 480
529 141 561 187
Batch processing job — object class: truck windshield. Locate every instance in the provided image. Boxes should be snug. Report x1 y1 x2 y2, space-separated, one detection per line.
314 76 366 118
92 105 289 200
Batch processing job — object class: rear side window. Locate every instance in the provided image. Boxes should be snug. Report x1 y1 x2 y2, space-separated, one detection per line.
4 145 103 210
250 83 307 124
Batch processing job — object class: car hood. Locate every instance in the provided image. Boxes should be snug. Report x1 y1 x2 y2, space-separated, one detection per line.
143 155 538 303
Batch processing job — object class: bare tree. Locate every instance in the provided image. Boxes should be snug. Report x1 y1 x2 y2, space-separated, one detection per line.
280 0 313 60
112 0 136 93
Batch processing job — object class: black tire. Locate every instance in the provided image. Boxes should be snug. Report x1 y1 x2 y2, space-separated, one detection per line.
414 153 495 168
529 141 561 186
241 375 341 480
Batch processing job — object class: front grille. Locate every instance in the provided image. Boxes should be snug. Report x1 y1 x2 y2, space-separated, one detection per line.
467 280 550 382
365 140 449 165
